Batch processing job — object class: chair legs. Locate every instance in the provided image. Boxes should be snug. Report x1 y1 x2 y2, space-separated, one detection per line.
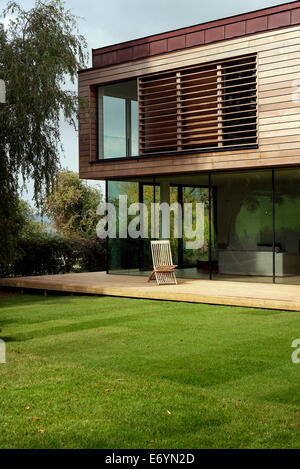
148 270 177 285
156 271 177 285
148 270 156 282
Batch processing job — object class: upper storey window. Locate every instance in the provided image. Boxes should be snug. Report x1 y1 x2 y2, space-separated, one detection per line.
139 55 257 154
98 80 138 159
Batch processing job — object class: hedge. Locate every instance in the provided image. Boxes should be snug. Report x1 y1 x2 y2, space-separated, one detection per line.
0 236 106 277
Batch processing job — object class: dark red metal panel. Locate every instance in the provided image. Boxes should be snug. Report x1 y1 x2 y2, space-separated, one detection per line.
268 11 291 29
186 30 205 47
167 35 186 51
149 39 168 56
93 51 117 68
225 21 246 39
246 16 268 34
88 1 300 71
291 7 300 23
116 47 133 62
133 43 150 59
205 26 225 43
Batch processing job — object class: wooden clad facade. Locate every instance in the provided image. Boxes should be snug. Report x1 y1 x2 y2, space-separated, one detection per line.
78 2 300 180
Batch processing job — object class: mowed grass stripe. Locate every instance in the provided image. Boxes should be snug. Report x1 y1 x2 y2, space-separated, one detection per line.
0 294 299 449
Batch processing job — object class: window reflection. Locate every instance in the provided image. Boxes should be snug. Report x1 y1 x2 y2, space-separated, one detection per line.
131 100 139 157
98 80 138 159
103 96 126 158
211 170 273 283
106 169 300 285
275 168 300 284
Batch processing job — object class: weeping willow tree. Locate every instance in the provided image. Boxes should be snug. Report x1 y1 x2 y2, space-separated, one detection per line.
0 0 88 265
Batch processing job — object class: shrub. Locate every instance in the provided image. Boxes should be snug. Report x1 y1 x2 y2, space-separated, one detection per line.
0 235 106 277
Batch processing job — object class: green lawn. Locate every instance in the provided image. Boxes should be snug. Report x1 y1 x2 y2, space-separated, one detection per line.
0 293 299 449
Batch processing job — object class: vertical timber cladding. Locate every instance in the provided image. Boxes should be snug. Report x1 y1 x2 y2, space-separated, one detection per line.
138 55 257 155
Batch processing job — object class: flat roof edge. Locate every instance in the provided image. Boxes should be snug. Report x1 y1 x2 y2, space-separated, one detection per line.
92 1 300 55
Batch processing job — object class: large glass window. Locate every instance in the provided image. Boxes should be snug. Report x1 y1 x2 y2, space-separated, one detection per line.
211 170 273 283
275 168 300 284
141 184 160 271
107 181 140 273
98 80 138 159
107 168 300 285
103 96 126 158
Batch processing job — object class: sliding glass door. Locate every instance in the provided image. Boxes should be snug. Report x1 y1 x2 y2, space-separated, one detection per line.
141 184 160 271
211 170 273 282
139 181 211 278
107 168 300 285
182 186 210 271
275 168 300 284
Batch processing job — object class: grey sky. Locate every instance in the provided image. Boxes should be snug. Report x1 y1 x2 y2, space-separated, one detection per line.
1 0 288 202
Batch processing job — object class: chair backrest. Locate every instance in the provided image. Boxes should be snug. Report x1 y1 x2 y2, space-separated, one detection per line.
151 240 173 267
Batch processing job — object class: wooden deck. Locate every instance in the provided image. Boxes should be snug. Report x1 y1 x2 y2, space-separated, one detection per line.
1 272 300 311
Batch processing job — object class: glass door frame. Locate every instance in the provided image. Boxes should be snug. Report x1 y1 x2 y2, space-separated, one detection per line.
139 182 160 271
170 183 217 275
138 181 217 276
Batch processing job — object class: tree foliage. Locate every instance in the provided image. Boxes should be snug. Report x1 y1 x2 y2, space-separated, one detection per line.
0 0 88 264
43 169 103 238
0 193 27 266
0 196 47 270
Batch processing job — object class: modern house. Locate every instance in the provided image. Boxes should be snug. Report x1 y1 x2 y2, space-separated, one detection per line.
78 1 300 285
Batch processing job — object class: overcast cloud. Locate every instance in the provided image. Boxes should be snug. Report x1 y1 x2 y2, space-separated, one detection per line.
0 0 287 202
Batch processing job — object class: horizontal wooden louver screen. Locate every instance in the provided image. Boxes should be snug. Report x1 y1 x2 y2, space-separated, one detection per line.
181 65 219 149
222 56 257 146
139 55 257 155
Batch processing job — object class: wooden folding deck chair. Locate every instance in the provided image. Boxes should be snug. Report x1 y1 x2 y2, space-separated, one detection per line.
148 240 178 285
